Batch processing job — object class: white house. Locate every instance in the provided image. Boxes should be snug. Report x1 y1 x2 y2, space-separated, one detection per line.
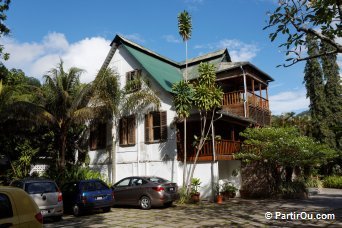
88 35 274 199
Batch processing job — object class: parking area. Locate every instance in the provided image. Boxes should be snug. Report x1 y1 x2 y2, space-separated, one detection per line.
43 189 342 227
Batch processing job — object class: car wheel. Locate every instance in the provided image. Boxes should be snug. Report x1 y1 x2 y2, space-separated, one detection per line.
103 207 111 213
72 204 82 216
140 196 152 210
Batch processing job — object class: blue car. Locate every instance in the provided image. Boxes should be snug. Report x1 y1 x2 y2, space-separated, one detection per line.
61 179 114 216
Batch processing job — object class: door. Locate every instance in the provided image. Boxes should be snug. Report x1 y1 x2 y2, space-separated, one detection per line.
112 178 132 205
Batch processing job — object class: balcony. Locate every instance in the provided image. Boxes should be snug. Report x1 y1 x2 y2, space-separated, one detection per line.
222 90 271 125
177 139 241 162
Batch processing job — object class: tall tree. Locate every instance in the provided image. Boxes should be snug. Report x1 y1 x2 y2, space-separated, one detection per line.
0 0 11 62
178 10 192 187
321 39 342 152
304 34 333 146
173 63 223 193
264 0 342 67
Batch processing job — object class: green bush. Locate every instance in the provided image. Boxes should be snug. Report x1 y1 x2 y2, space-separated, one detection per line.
44 165 105 187
305 176 323 188
323 176 342 189
279 181 308 199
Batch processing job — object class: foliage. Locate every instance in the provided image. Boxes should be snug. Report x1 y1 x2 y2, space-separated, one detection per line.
172 80 193 118
0 0 11 62
237 126 336 197
279 181 308 199
6 139 39 179
323 175 342 189
190 178 201 195
44 165 104 187
220 182 237 194
176 186 191 204
305 176 323 188
237 127 336 166
264 0 342 67
177 10 192 42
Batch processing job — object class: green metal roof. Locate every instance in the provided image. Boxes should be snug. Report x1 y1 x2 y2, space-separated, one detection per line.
123 44 183 93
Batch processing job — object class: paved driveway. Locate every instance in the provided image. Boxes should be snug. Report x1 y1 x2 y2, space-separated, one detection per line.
44 188 342 227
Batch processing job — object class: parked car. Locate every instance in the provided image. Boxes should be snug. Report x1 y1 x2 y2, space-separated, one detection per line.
61 179 115 216
111 176 179 210
10 178 63 221
0 186 43 227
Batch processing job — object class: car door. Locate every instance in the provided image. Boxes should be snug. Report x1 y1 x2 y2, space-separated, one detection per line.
0 192 19 228
129 178 146 204
112 178 132 205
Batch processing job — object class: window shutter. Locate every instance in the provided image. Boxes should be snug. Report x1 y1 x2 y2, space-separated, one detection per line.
128 116 136 145
160 111 167 141
145 114 151 143
89 124 97 150
119 118 127 145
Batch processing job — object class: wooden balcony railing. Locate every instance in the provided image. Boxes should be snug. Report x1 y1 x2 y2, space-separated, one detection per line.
177 139 241 162
222 90 271 125
222 91 269 110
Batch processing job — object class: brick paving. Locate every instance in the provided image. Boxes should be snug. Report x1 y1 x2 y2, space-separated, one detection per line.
44 189 342 227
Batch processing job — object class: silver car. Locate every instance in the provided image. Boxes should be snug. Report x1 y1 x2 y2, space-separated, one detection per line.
10 178 63 220
112 176 179 210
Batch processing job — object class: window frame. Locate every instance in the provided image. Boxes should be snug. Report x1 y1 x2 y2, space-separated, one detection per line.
145 111 167 144
125 69 142 93
119 115 136 147
89 122 107 150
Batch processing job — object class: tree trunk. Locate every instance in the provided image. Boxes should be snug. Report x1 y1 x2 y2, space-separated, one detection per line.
59 125 67 169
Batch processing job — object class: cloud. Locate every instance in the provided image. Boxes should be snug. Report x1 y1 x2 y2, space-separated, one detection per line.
269 89 309 115
162 35 181 43
2 32 111 83
195 39 259 62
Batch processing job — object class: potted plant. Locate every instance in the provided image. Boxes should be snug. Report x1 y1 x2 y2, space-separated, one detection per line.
214 183 223 204
190 178 201 203
220 182 237 200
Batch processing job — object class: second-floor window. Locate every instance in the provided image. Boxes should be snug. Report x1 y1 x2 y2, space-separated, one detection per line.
89 122 107 150
125 69 141 93
119 115 136 146
145 111 167 143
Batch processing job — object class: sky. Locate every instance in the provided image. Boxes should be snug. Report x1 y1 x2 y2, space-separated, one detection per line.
2 0 334 115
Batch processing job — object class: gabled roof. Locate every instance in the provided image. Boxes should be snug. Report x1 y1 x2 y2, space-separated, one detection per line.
105 35 273 92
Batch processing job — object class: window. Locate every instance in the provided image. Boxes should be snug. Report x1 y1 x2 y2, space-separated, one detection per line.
119 115 136 146
0 193 13 219
114 178 131 187
125 69 141 93
89 122 107 150
145 111 167 143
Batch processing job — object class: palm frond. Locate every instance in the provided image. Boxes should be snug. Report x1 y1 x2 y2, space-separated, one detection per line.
178 10 192 41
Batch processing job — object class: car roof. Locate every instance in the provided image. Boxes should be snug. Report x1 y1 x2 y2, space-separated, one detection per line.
13 178 56 183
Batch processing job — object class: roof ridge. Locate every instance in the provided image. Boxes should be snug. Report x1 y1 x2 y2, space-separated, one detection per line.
113 35 180 67
179 49 227 66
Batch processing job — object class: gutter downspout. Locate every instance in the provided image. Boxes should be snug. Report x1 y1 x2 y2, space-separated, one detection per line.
240 66 248 118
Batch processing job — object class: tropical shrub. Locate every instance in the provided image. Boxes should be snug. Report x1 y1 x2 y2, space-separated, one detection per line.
323 176 342 189
305 176 323 188
279 181 308 199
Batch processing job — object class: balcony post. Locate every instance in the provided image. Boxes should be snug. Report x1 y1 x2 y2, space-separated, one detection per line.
240 66 248 118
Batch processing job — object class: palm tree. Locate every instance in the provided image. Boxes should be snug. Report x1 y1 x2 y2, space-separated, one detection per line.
178 10 192 187
4 61 104 169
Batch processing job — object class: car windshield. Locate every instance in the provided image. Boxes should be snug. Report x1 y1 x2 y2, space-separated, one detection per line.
146 177 168 184
26 182 57 194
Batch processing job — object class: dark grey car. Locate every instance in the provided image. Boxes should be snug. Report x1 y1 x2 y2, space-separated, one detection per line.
111 176 179 210
10 178 63 220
